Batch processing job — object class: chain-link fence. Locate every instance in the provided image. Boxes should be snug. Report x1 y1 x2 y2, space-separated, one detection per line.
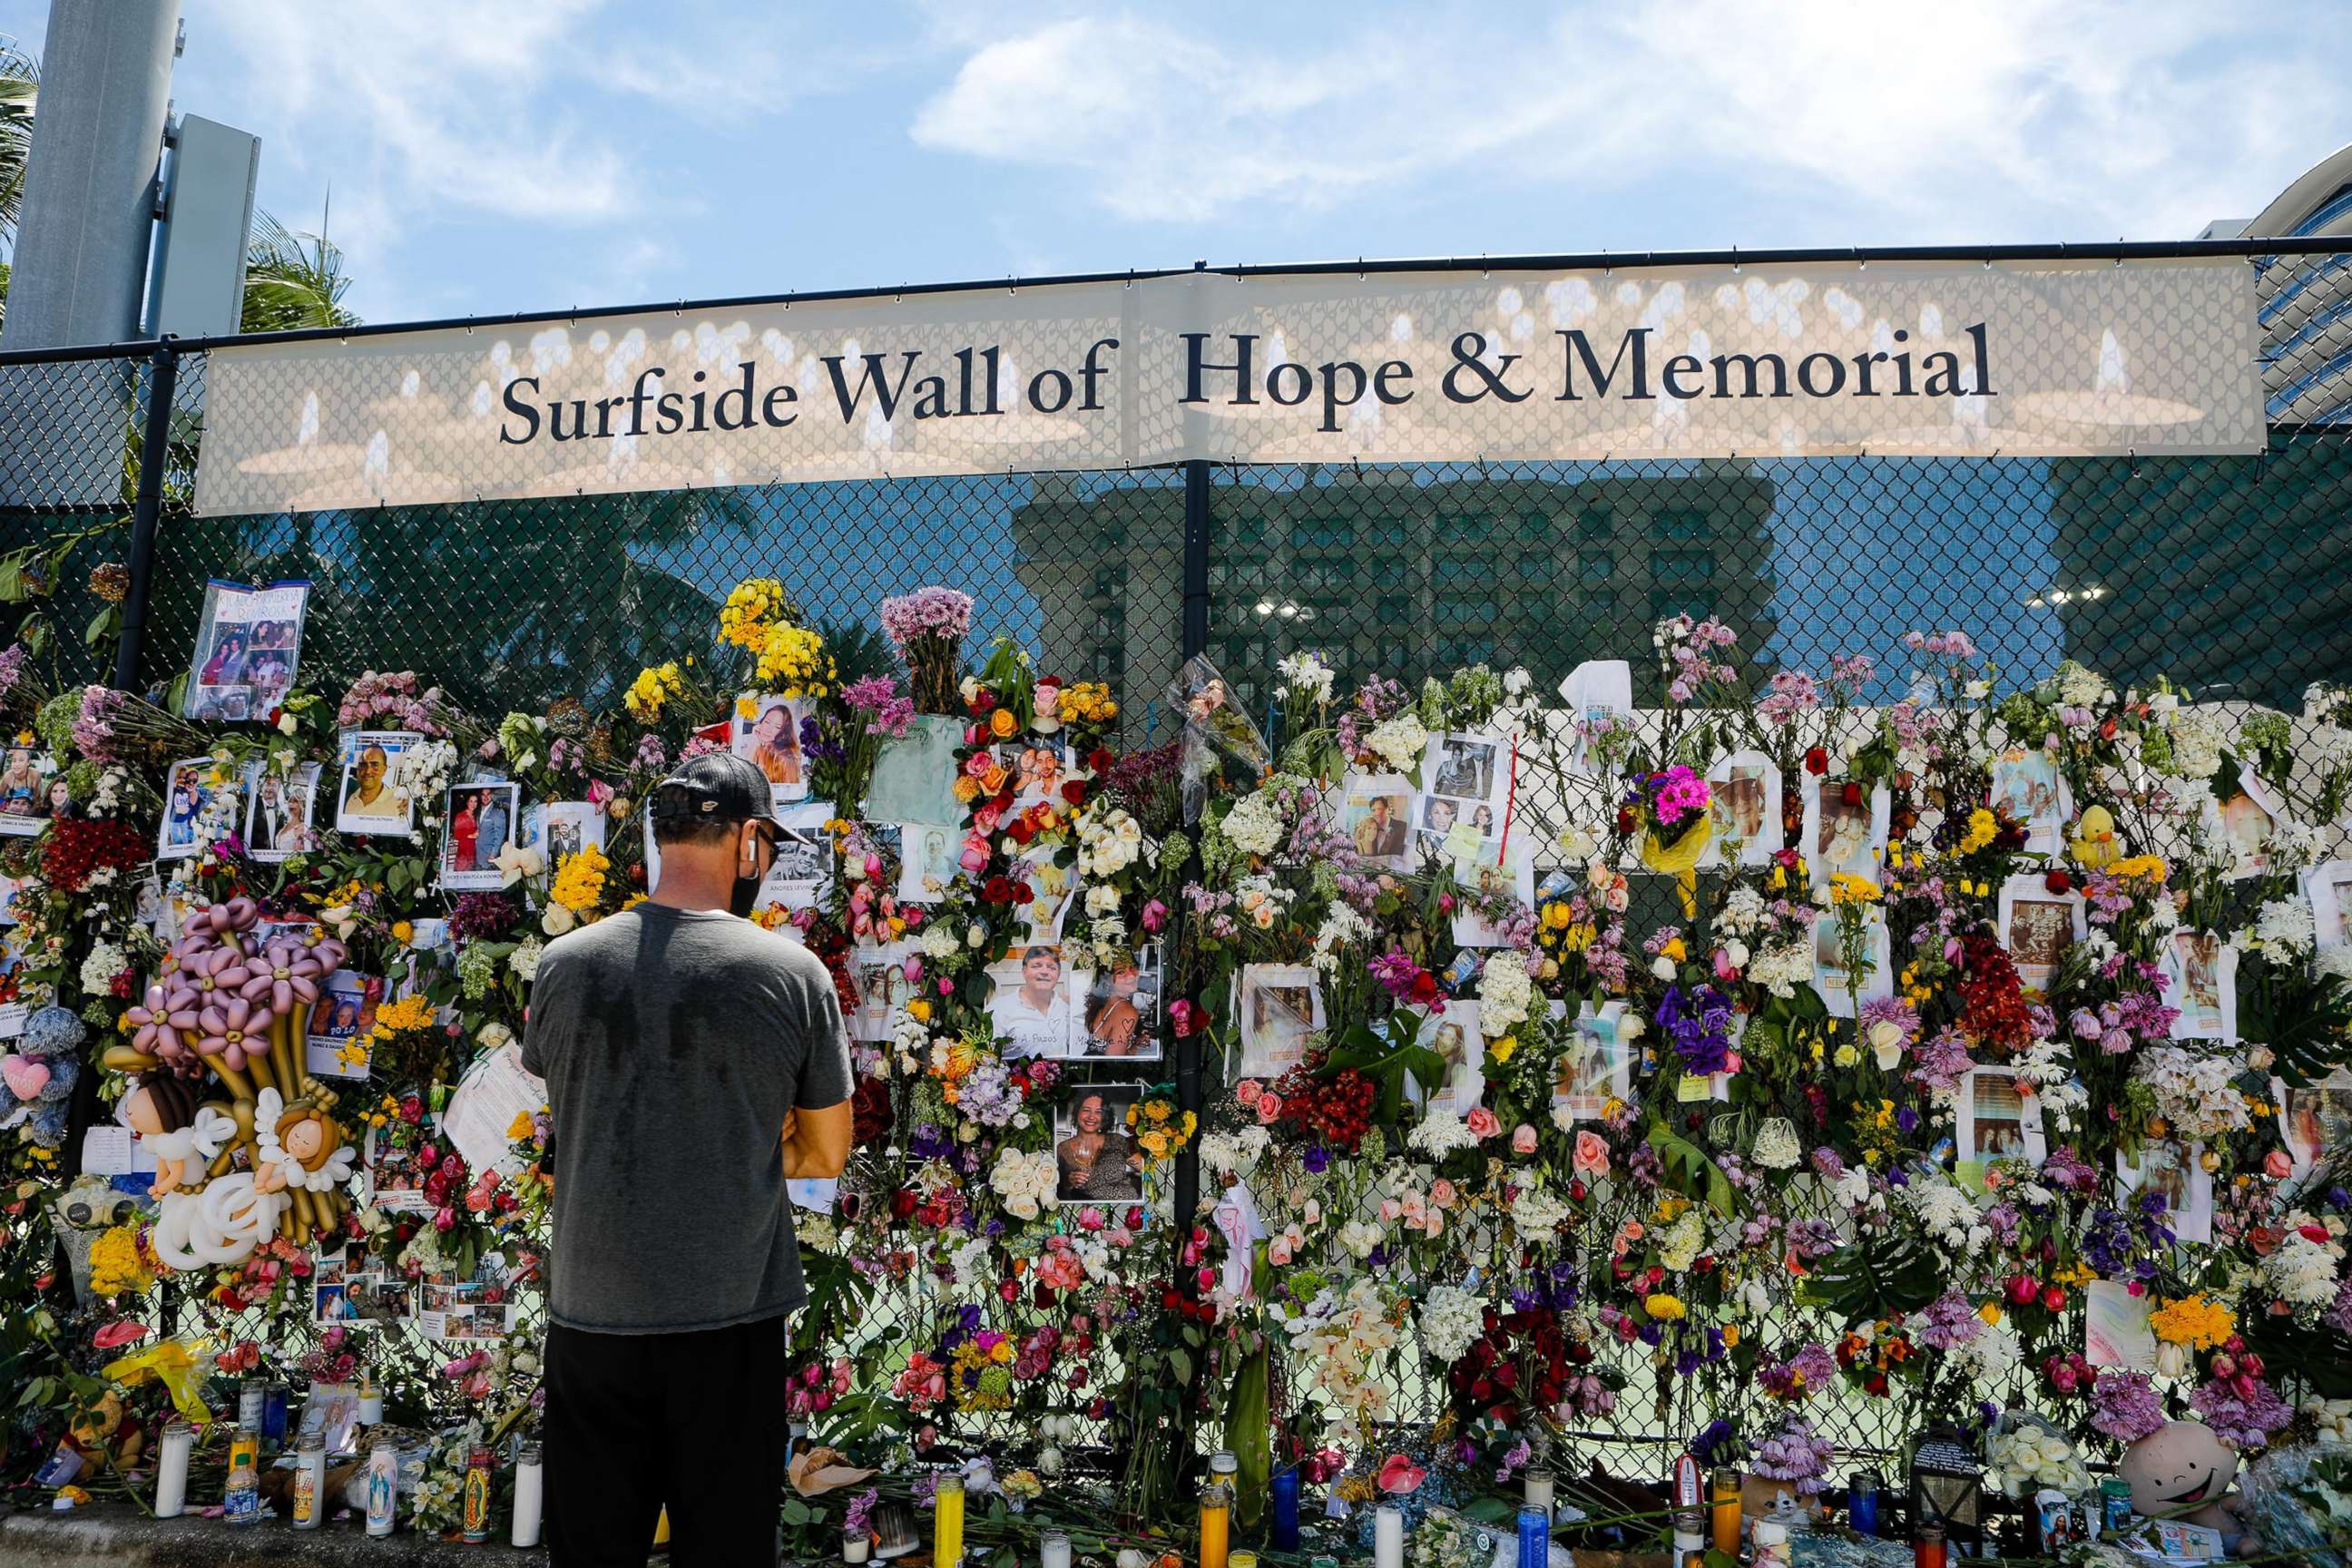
0 243 2347 1464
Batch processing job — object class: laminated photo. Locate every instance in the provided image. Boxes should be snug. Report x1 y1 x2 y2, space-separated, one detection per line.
1407 1001 1483 1114
365 1127 430 1212
731 692 809 808
421 1270 513 1344
1557 660 1632 772
158 757 232 861
2160 930 2235 1042
306 970 385 1079
895 821 960 905
1700 750 1782 868
1339 772 1416 870
181 578 309 722
440 781 520 891
1553 1000 1632 1122
1013 846 1076 942
1000 740 1075 812
758 807 835 911
2276 1070 2352 1182
1799 774 1888 887
1809 910 1892 1018
1987 745 2072 855
1449 838 1535 948
2212 774 2281 879
523 799 605 864
1236 963 1323 1079
1955 1066 2046 1191
866 714 965 828
1418 730 1510 849
311 1244 415 1329
2302 858 2352 951
2115 1140 2213 1245
850 943 914 1043
986 943 1081 1059
242 761 321 862
1054 1085 1144 1205
334 730 421 838
2084 1279 2158 1370
0 742 62 832
1997 876 2086 993
1073 945 1161 1062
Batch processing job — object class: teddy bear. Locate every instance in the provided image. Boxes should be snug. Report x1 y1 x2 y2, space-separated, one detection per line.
1 1006 83 1150
2120 1419 2259 1556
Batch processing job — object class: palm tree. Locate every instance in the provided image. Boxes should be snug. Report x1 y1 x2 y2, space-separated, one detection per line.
240 211 359 334
0 35 36 329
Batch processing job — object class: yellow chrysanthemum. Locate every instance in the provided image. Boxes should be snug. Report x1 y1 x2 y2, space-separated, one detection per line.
551 843 612 915
2150 1294 2235 1350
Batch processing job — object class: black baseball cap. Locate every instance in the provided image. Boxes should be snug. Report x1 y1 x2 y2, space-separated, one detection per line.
648 752 777 830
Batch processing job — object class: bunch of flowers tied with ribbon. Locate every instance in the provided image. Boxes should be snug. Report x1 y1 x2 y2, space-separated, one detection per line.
1622 764 1713 912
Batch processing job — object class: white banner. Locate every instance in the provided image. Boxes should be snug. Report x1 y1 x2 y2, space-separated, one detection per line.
192 259 2264 515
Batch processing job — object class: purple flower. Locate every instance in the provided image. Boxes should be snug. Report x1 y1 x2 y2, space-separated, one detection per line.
1303 1146 1330 1174
2089 1369 2168 1444
1655 983 1734 1076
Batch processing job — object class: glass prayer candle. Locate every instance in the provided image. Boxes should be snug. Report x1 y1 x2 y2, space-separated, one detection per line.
152 1419 192 1519
1524 1471 1555 1513
934 1473 965 1568
1516 1504 1550 1568
1269 1465 1301 1552
1710 1466 1741 1555
1200 1479 1232 1568
1039 1530 1071 1568
511 1444 544 1548
1375 1504 1404 1568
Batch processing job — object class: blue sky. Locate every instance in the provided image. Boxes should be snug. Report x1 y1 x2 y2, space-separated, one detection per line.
3 0 2347 327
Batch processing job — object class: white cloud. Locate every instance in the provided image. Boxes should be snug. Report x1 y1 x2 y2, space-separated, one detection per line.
908 1 2350 240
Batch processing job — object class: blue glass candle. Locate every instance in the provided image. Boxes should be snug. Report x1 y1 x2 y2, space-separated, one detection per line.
1270 1466 1301 1553
1848 1470 1880 1537
1516 1505 1549 1568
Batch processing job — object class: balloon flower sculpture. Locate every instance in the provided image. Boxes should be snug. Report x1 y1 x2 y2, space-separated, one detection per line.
108 897 356 1271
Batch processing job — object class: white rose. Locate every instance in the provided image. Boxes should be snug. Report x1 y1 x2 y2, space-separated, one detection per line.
1868 1019 1904 1071
542 903 576 936
1651 956 1676 979
1723 940 1750 968
1617 1013 1644 1044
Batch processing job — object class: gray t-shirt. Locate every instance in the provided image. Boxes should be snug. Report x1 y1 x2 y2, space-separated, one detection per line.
520 905 852 1334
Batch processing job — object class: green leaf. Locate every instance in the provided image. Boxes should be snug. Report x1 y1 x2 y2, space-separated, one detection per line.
1167 1346 1194 1387
780 1499 814 1525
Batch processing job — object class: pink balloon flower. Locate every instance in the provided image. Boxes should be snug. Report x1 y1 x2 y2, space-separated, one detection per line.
195 995 278 1072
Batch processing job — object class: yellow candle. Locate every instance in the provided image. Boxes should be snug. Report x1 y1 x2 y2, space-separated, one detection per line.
1710 1469 1740 1556
1200 1483 1231 1568
935 1474 965 1567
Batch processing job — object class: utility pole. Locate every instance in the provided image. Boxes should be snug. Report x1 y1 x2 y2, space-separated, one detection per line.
3 0 181 350
0 1 182 509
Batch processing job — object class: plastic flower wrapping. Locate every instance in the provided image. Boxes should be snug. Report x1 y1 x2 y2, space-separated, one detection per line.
0 588 2343 1557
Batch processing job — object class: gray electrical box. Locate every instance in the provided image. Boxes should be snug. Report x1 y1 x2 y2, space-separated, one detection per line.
147 113 260 339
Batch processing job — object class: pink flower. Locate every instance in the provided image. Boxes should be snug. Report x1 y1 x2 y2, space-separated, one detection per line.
1511 1123 1538 1155
1234 1080 1262 1107
1465 1107 1501 1140
1377 1454 1428 1494
1428 1180 1456 1209
1254 1093 1282 1125
1142 899 1168 933
1574 1131 1611 1179
2264 1149 2294 1181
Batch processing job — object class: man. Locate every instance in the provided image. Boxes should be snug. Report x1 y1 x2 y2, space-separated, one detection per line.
341 744 407 823
477 789 511 864
522 752 851 1565
1354 794 1405 858
989 945 1070 1058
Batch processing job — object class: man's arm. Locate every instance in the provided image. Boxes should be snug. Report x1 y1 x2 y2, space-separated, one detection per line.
781 1101 852 1179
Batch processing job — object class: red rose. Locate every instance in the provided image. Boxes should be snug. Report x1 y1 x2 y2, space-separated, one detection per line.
1408 972 1438 1004
2043 869 2072 894
1012 882 1034 905
971 691 996 713
1006 817 1037 846
1841 781 1863 808
1060 779 1088 807
1087 748 1115 774
982 876 1013 903
1804 747 1828 775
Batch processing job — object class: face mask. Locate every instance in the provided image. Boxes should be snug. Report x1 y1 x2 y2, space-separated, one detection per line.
728 826 765 919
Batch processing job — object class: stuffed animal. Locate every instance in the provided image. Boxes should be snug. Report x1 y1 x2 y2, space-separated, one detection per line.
2120 1419 2259 1556
2 1006 83 1148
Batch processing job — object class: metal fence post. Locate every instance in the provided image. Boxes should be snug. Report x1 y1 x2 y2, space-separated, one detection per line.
1171 458 1211 1276
111 340 179 693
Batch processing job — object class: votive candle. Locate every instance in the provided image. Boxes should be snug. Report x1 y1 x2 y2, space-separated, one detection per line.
1516 1504 1550 1568
1524 1472 1555 1513
934 1472 965 1568
1039 1530 1071 1568
1375 1504 1405 1568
